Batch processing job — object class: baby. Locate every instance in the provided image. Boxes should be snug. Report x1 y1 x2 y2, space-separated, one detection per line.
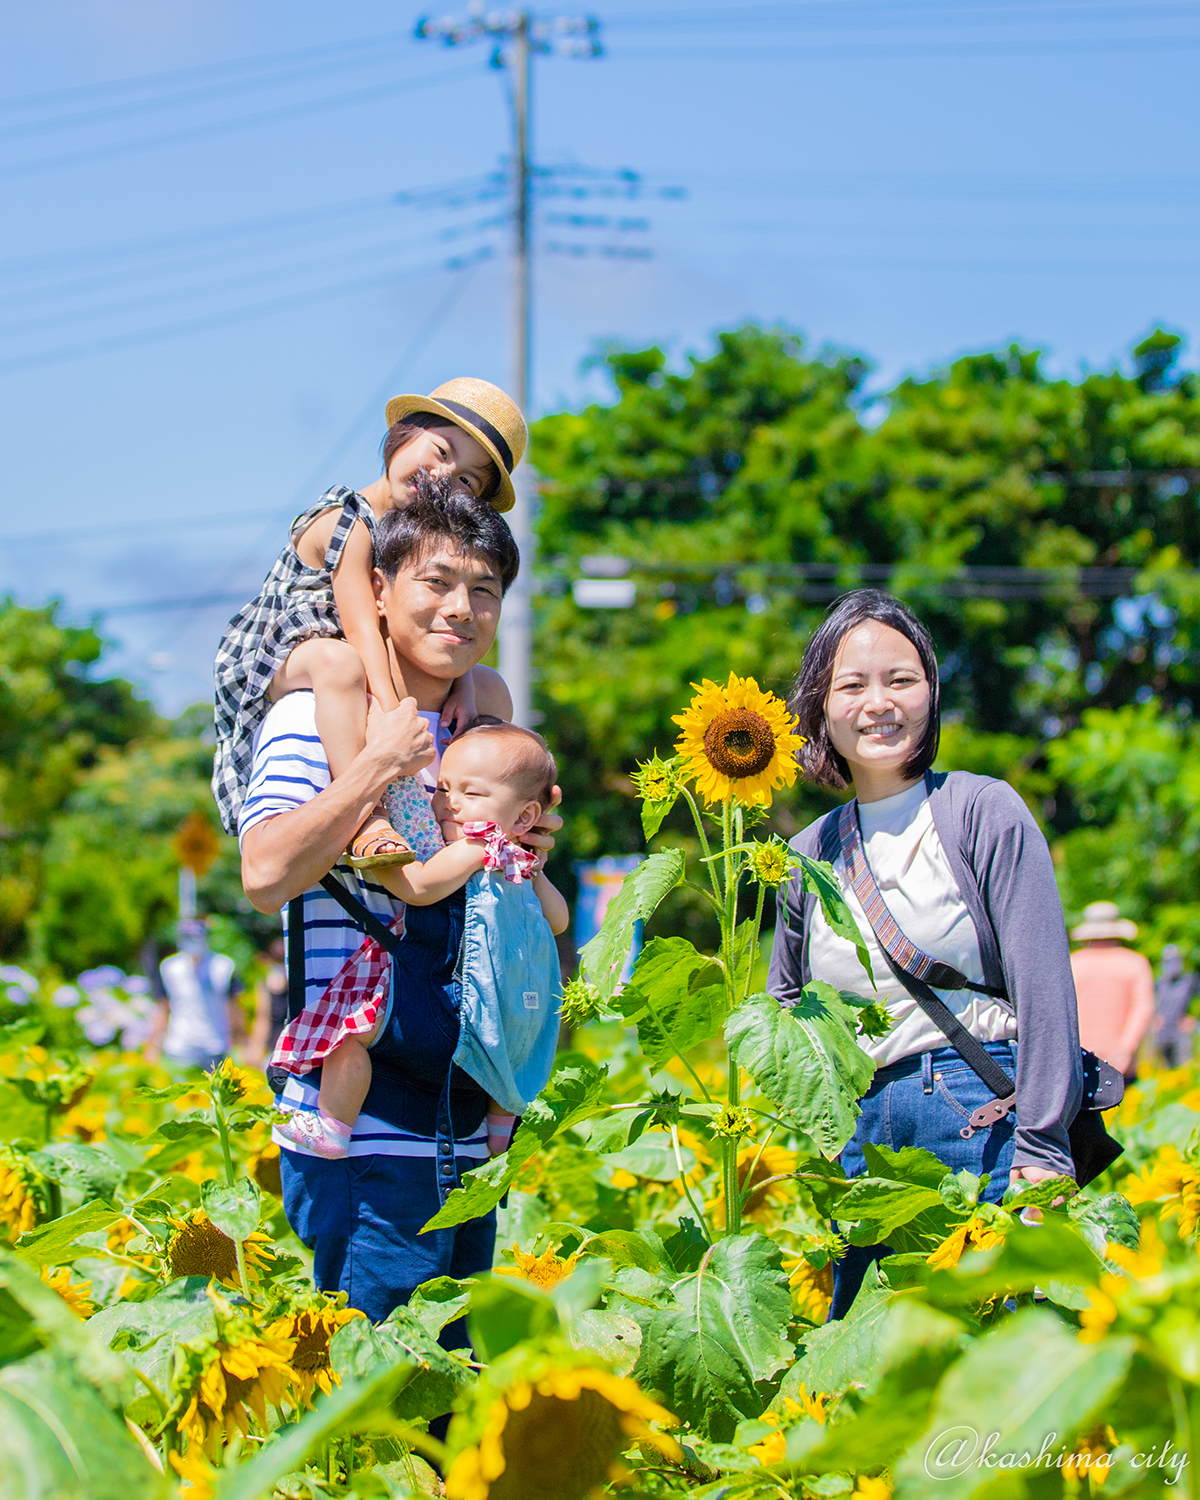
272 721 568 1160
212 378 524 866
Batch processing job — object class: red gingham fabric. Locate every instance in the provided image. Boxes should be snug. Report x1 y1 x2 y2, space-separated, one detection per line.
461 820 540 884
269 910 402 1076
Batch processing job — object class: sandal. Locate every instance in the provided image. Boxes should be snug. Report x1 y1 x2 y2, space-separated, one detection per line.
345 822 417 870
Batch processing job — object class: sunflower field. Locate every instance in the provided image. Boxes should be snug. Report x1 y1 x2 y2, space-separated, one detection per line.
2 675 1199 1500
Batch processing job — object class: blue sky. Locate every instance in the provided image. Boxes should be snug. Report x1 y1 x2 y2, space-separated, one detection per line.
2 0 1197 713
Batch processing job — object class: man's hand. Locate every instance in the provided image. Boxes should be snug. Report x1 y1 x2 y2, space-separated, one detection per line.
1008 1162 1074 1216
523 784 563 858
363 696 436 782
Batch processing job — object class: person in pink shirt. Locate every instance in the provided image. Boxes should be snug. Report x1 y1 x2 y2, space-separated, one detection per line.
1069 902 1155 1084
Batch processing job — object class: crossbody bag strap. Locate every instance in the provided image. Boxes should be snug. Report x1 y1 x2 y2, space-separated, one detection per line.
286 894 307 1021
837 798 1017 1137
317 873 401 953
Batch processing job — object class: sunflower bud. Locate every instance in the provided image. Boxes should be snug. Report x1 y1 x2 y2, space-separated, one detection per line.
710 1103 755 1140
561 975 605 1028
747 839 796 887
855 1001 893 1039
630 753 684 805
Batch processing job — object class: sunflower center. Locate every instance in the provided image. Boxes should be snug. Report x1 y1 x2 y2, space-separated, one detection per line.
702 709 777 778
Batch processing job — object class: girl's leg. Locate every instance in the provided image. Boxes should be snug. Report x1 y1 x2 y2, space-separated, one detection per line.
486 1098 517 1156
319 1035 373 1130
271 638 412 866
275 1034 374 1161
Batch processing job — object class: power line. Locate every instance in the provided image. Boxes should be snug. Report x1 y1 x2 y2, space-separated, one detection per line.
0 61 481 182
613 33 1200 63
0 244 494 376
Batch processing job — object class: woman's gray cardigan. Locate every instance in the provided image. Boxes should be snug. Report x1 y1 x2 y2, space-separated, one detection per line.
766 770 1082 1178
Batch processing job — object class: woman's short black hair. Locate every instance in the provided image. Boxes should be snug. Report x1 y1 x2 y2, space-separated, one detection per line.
373 472 519 594
790 588 941 790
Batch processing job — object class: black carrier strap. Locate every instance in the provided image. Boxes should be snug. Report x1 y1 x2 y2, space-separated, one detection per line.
284 875 399 1023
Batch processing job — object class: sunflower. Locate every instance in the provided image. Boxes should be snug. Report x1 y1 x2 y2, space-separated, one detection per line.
265 1301 363 1404
445 1358 680 1500
169 1448 216 1500
852 1477 893 1500
41 1264 96 1318
174 1331 297 1456
925 1216 1005 1270
248 1142 282 1197
496 1245 581 1291
1063 1426 1118 1485
0 1146 45 1241
1123 1144 1200 1237
166 1209 275 1289
673 674 802 808
784 1254 835 1324
729 1143 797 1223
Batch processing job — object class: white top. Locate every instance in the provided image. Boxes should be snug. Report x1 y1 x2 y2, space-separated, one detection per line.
808 779 1017 1066
160 950 236 1057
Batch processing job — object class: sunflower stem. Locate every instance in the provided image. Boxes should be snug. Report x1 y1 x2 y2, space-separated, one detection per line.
681 787 722 904
212 1097 236 1188
719 797 744 1237
742 881 768 1003
669 1121 714 1243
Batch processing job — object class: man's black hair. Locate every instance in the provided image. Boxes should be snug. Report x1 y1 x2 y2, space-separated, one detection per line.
373 471 519 594
789 588 941 790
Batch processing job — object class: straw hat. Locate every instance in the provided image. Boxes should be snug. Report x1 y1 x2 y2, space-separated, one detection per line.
384 377 527 514
1070 901 1139 943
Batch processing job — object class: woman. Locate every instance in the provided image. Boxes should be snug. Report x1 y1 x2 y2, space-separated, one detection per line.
768 590 1082 1318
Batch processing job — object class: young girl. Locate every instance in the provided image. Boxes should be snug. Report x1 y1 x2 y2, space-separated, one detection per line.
271 720 568 1160
211 377 527 866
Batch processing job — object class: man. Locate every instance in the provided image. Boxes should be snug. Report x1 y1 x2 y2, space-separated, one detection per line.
145 918 245 1070
1069 901 1155 1085
239 489 559 1323
1155 944 1197 1069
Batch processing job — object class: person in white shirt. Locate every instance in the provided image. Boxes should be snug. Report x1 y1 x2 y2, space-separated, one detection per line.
145 919 245 1070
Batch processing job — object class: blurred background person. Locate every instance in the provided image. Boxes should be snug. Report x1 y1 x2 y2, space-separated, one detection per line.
247 936 288 1070
145 918 245 1070
1155 944 1198 1070
1070 902 1155 1086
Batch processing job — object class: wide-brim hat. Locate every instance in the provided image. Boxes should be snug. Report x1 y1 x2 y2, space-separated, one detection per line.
1070 901 1138 942
384 377 527 514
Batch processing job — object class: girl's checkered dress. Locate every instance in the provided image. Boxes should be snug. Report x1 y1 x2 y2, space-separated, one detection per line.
211 487 377 834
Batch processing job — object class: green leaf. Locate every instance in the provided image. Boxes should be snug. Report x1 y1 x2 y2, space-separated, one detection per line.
635 1231 792 1441
466 1278 559 1364
726 989 874 1159
0 1360 167 1500
894 1308 1135 1498
1069 1192 1140 1266
614 936 728 1069
140 1117 219 1172
88 1278 217 1392
0 1249 128 1399
407 1276 475 1337
1001 1174 1078 1210
641 797 678 841
331 1306 471 1421
213 1362 416 1500
796 854 875 989
571 1308 642 1376
579 849 686 1000
578 1230 661 1273
422 1059 609 1232
200 1176 260 1242
603 1139 695 1183
938 1170 983 1215
29 1142 123 1204
784 1278 893 1400
661 1218 709 1275
13 1200 124 1267
836 1178 946 1243
861 1142 948 1188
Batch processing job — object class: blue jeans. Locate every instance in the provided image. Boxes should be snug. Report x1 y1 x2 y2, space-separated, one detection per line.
281 1149 496 1329
830 1041 1018 1320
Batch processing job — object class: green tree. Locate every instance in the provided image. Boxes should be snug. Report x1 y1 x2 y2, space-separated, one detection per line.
0 599 155 956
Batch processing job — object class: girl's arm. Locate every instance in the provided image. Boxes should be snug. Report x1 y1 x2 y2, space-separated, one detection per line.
332 521 400 711
377 837 488 906
532 871 569 935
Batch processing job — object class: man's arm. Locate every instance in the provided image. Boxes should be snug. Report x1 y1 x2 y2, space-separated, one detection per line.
1115 953 1157 1074
241 699 434 914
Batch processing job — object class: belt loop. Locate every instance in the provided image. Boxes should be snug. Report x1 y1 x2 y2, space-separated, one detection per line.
922 1051 934 1094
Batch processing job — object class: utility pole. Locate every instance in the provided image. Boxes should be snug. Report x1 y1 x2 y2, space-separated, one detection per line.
415 5 601 726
